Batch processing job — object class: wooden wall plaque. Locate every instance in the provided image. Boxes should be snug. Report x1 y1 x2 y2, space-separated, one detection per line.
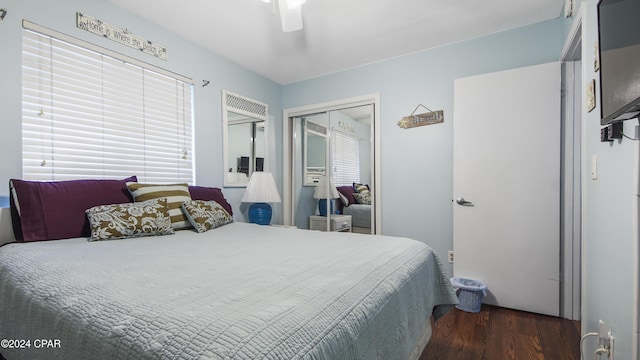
397 110 444 129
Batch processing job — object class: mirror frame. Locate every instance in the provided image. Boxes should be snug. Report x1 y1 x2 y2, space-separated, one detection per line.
303 119 328 186
222 90 269 187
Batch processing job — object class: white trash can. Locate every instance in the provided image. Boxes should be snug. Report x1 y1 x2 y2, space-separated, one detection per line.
450 277 487 313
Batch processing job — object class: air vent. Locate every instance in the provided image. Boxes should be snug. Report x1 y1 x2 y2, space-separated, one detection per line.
225 91 267 119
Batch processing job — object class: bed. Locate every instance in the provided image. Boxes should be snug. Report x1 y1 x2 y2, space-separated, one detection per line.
0 178 457 360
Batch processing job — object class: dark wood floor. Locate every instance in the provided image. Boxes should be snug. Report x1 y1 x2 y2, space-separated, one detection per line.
420 305 581 360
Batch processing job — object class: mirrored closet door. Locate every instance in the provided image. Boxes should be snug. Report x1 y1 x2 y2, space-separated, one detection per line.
291 104 375 234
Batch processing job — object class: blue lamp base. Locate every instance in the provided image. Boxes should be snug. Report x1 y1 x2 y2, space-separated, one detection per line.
248 202 272 225
317 199 335 217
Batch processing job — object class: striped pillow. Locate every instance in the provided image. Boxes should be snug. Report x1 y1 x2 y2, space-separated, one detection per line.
126 182 193 230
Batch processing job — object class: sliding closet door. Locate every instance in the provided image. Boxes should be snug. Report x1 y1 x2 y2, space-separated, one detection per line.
290 104 374 233
293 112 329 230
330 106 374 234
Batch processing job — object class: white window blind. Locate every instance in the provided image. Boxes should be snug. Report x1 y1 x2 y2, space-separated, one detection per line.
21 26 194 183
331 130 360 186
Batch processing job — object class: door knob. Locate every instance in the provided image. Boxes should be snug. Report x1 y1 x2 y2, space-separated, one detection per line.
456 197 474 206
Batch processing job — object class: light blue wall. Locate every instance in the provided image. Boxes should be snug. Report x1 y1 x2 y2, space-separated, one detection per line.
284 18 564 275
581 0 637 358
0 0 283 223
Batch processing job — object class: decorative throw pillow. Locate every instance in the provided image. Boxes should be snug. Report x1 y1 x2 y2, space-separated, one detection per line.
354 192 372 205
181 200 233 233
353 183 370 195
127 183 193 230
9 176 137 242
85 198 174 241
338 192 350 208
337 186 357 206
188 185 233 216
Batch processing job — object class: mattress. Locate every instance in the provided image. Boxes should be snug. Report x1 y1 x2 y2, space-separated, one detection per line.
342 204 372 228
0 222 457 360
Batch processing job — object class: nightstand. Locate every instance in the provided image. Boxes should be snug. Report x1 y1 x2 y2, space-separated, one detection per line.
309 214 352 232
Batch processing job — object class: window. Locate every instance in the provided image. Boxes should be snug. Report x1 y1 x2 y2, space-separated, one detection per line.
331 130 360 186
21 23 194 183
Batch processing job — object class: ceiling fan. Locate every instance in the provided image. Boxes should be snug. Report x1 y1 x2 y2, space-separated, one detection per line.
262 0 306 32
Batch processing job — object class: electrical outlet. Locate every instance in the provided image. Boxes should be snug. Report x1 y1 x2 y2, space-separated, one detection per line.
598 320 610 346
597 320 615 359
447 251 454 263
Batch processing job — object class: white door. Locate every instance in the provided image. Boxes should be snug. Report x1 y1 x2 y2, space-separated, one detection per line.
453 62 561 317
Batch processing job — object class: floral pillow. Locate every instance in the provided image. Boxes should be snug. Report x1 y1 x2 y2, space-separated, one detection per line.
85 198 174 241
354 192 372 205
181 200 233 233
353 183 370 195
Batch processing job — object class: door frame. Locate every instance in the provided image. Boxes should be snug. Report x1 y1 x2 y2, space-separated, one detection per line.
560 8 582 321
282 94 381 233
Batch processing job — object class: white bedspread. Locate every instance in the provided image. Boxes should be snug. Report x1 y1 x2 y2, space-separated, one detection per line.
0 222 456 360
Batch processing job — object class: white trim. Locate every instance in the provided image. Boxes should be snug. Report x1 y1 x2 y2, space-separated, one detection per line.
562 60 583 321
560 9 583 62
222 90 269 188
560 5 583 321
22 20 193 84
283 93 381 234
580 4 588 336
633 118 640 360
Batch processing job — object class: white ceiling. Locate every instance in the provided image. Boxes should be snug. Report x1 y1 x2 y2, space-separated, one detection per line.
108 0 565 85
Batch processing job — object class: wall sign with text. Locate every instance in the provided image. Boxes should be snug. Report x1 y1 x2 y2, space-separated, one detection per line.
76 13 168 61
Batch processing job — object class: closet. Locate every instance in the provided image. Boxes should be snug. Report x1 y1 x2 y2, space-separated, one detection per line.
283 95 380 234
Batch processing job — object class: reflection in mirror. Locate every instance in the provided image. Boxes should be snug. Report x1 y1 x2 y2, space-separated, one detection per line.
332 106 373 234
222 90 268 187
304 120 327 186
293 104 374 233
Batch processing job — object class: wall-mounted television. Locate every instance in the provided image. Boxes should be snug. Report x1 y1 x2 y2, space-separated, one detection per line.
597 0 640 125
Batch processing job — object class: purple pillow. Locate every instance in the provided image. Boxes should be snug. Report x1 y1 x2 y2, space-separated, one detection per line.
10 176 137 242
188 186 233 216
337 186 357 206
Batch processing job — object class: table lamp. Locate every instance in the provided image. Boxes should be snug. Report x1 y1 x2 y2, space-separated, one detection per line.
313 175 339 216
241 172 281 225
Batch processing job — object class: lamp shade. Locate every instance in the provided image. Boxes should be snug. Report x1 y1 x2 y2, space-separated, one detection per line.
313 176 339 216
313 176 339 199
241 172 281 225
241 172 282 203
